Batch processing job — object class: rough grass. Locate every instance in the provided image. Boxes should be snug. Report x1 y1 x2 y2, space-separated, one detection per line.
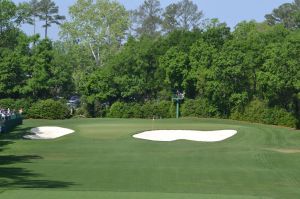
0 118 300 199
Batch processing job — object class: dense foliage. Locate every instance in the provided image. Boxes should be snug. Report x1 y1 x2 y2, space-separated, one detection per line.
108 101 173 119
0 0 299 127
231 99 298 128
181 99 219 118
28 99 69 119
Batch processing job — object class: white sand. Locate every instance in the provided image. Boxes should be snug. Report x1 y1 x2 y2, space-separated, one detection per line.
133 130 237 142
24 126 74 140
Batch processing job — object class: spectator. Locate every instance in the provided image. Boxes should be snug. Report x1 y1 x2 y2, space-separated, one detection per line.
0 107 17 121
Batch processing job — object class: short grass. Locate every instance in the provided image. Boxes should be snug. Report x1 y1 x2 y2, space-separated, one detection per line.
0 118 300 199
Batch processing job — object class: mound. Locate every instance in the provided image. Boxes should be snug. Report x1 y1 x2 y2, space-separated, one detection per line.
133 130 237 142
24 126 74 140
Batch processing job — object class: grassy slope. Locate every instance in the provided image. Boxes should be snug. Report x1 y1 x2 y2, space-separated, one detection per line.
0 118 300 199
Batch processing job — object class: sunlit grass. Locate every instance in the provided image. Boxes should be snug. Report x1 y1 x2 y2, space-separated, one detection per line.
0 118 299 199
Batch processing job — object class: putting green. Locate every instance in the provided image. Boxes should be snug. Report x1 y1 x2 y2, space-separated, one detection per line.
1 118 300 199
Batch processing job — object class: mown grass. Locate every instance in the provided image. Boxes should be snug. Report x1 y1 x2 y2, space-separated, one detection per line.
0 118 300 199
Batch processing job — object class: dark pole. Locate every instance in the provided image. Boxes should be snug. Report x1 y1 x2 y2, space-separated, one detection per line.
176 99 179 119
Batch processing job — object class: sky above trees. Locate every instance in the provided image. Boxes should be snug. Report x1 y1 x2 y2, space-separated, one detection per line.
12 0 293 40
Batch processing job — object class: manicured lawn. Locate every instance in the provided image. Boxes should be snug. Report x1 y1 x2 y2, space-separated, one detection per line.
0 118 300 198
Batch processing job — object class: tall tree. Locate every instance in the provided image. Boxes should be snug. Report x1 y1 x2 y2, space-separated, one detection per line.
22 39 72 99
202 19 231 49
37 0 65 38
265 0 300 29
177 0 203 30
132 0 162 37
0 33 32 98
0 0 24 50
60 0 130 67
109 37 161 101
257 32 300 110
22 39 53 98
162 0 203 33
188 39 217 98
26 0 41 35
159 47 189 92
0 0 38 31
162 3 179 33
0 0 17 33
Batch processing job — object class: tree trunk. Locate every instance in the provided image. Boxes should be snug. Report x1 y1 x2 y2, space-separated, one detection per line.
45 25 47 38
33 17 36 35
89 43 100 66
45 14 48 38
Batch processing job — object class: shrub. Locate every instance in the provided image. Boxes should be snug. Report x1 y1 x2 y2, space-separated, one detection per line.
231 99 266 122
181 98 219 118
141 101 154 118
28 99 70 119
108 102 141 118
0 98 15 109
231 99 297 128
141 101 173 119
108 101 127 118
73 106 89 118
14 99 33 117
264 107 297 128
108 101 173 119
154 100 173 118
129 103 143 118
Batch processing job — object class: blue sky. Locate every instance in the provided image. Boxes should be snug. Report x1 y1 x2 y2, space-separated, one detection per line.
13 0 293 40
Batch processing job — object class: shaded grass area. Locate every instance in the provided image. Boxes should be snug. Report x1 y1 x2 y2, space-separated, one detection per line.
0 126 75 189
0 118 300 198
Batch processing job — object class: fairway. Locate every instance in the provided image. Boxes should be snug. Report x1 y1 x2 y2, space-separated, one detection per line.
1 118 300 199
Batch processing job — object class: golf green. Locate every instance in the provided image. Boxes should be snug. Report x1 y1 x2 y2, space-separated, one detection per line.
0 118 300 199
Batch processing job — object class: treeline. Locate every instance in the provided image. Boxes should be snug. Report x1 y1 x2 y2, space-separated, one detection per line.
79 24 299 128
0 0 299 128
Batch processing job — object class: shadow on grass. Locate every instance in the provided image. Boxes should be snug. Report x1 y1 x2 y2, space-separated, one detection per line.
0 166 75 188
0 140 13 153
0 127 75 189
0 126 33 140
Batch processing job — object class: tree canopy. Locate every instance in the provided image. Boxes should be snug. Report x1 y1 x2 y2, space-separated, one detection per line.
265 0 300 29
0 0 299 128
60 0 129 66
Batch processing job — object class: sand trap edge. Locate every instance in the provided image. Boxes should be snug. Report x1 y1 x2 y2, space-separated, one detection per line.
133 130 237 142
24 126 75 140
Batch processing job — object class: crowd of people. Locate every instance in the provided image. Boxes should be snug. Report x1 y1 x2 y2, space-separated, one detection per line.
0 108 22 121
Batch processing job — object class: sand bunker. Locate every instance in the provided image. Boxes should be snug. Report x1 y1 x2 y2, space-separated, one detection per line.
133 130 237 142
24 126 74 140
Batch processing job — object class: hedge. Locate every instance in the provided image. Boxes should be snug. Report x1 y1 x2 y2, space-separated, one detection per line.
181 98 219 118
108 101 173 119
230 99 297 128
28 99 70 120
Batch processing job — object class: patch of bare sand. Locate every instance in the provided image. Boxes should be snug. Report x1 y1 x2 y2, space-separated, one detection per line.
24 126 74 140
133 130 237 142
